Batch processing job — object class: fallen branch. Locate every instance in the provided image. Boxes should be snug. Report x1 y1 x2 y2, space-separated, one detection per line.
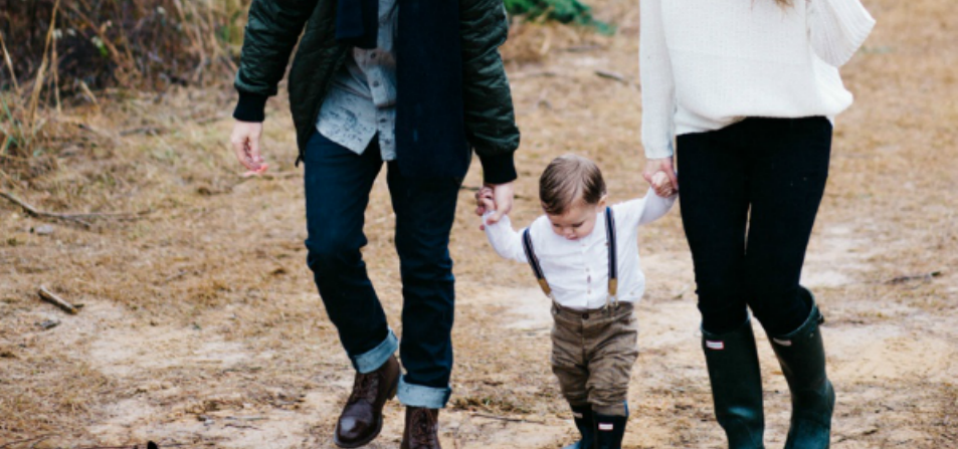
0 434 54 449
38 286 81 315
0 191 152 226
470 413 546 425
595 70 633 86
0 191 92 228
886 271 942 285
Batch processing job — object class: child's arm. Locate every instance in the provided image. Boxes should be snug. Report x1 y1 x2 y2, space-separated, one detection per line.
638 186 676 225
613 186 677 228
477 188 529 263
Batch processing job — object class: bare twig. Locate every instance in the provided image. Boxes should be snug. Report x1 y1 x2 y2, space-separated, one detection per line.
0 191 92 228
886 271 942 285
38 286 80 314
470 413 546 425
0 191 151 226
595 70 633 86
0 434 55 449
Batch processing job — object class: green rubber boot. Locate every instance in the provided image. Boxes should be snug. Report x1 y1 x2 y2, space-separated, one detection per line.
769 288 835 449
562 404 594 449
702 317 766 449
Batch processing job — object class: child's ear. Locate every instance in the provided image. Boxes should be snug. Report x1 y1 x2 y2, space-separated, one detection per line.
598 195 609 208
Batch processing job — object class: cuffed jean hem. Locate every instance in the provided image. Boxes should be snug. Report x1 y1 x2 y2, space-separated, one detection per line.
353 329 398 374
397 376 452 409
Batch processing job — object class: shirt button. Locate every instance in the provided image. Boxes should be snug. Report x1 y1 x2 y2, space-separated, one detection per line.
370 52 377 58
373 81 381 87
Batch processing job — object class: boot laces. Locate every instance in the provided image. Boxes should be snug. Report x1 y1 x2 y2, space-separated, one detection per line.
347 371 380 404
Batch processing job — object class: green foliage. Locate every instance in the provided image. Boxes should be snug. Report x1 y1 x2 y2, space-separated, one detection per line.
504 0 614 34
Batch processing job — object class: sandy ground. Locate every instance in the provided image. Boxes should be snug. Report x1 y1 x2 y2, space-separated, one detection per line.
1 0 956 448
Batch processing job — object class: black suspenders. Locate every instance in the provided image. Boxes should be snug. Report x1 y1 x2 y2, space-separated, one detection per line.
522 207 618 305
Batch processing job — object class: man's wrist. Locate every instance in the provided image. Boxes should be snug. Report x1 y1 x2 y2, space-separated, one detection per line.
478 152 517 185
233 91 268 122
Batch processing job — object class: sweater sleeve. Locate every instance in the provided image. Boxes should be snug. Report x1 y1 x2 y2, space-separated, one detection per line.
482 213 529 263
807 0 876 67
639 0 677 160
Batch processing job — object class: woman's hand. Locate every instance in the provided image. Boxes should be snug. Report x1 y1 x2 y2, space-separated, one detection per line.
230 120 268 174
643 157 678 192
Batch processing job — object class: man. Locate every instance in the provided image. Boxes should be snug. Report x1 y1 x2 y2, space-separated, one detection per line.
228 0 519 447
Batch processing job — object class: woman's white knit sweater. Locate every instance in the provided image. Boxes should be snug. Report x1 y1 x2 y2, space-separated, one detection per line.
640 0 876 159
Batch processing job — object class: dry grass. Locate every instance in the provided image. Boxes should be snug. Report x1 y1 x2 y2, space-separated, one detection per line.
1 0 956 447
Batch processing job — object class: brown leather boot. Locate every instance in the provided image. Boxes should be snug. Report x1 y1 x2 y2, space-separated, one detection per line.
333 355 400 448
400 407 442 449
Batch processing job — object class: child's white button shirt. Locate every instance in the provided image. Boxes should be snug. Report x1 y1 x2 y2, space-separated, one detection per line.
483 188 676 311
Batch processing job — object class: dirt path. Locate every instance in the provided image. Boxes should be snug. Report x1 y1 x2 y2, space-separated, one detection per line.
2 0 956 448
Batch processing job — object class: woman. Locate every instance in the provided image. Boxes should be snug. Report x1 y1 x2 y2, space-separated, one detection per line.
638 0 874 448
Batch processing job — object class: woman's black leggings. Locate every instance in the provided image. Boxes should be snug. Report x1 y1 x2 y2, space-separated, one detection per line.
677 117 832 336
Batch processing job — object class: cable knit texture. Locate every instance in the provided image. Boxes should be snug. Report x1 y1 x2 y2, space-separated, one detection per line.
639 0 875 159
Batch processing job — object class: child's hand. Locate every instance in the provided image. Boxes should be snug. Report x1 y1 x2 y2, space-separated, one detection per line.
651 171 676 197
474 187 497 230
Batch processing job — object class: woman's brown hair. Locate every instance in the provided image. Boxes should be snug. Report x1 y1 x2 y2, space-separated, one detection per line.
539 155 607 216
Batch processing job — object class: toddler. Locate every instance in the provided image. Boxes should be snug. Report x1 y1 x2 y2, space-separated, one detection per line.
476 154 675 449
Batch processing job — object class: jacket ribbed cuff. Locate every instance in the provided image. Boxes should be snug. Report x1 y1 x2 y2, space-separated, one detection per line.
477 151 517 185
233 91 269 122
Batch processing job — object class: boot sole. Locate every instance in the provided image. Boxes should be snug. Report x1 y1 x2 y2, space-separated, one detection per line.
333 377 400 448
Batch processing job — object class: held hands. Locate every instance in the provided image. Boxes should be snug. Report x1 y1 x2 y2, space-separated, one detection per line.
230 120 269 176
650 171 676 197
643 157 678 197
474 182 514 230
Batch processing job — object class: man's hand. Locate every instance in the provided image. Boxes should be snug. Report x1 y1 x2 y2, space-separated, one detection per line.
643 157 678 192
231 120 268 174
475 181 514 230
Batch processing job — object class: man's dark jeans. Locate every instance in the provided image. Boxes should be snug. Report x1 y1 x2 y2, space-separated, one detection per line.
677 117 832 336
303 132 461 407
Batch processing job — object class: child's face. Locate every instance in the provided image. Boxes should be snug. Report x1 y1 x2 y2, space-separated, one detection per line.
545 197 608 241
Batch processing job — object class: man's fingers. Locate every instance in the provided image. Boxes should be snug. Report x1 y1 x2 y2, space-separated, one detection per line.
231 135 251 169
248 136 263 168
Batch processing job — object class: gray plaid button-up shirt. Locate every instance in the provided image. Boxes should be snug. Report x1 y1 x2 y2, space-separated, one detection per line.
316 0 398 160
